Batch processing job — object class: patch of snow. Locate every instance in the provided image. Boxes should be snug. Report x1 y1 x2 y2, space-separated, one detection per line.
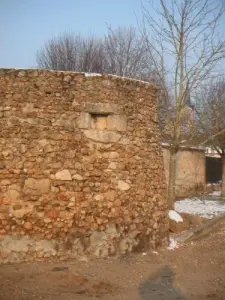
167 237 179 250
168 210 183 223
108 73 151 85
209 191 221 196
83 72 158 87
84 73 102 77
84 72 153 86
161 142 170 146
175 197 225 219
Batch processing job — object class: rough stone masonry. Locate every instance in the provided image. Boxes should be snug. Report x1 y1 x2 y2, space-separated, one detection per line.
0 69 168 263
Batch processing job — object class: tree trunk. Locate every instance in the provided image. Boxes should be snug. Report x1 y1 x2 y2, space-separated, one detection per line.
222 156 225 197
168 148 177 209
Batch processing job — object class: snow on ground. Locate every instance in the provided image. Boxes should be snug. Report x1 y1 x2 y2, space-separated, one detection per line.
168 210 183 222
209 190 221 196
175 197 225 219
167 237 179 250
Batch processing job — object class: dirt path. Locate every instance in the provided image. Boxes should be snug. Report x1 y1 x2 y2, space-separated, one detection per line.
1 223 225 300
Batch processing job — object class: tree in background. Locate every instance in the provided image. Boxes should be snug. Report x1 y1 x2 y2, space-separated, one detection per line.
36 1 225 207
196 79 225 196
104 26 153 80
36 33 106 73
36 27 154 81
141 0 225 207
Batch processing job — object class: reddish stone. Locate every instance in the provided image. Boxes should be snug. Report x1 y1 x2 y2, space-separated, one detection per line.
45 209 59 219
59 193 69 201
2 198 12 204
0 252 9 259
114 199 121 206
0 213 6 220
24 222 33 230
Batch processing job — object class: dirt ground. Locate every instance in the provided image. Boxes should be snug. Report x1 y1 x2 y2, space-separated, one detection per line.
1 223 225 300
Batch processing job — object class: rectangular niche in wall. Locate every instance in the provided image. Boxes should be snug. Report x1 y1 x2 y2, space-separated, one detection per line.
77 103 127 132
90 113 109 130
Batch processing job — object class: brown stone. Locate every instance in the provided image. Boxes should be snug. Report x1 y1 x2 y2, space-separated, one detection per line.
10 202 33 218
72 174 84 181
5 189 20 201
0 213 6 220
84 129 121 143
0 252 9 259
23 178 51 195
108 162 117 170
12 204 22 210
55 169 72 181
118 180 130 191
180 213 207 227
107 114 127 131
169 219 190 233
24 222 32 230
114 199 121 206
2 198 12 204
18 70 26 77
1 180 11 185
64 75 72 82
45 210 59 219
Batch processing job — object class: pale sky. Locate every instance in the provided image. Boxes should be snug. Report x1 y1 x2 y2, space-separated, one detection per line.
0 0 145 68
1 0 225 70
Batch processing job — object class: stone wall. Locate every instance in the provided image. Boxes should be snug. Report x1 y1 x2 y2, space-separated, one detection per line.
162 146 205 198
0 69 168 263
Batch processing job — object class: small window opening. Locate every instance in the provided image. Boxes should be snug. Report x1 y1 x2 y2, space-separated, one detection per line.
90 113 109 130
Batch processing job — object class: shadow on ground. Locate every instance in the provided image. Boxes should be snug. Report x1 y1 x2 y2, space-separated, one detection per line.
139 266 185 300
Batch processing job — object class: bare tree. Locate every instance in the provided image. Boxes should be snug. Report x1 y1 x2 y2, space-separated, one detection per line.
196 79 225 196
36 33 106 73
104 26 153 80
141 0 225 207
36 27 155 81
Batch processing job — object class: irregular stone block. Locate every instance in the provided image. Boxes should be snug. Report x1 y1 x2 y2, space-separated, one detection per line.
23 178 51 195
109 152 119 159
119 237 138 254
4 189 20 201
63 75 72 82
22 103 36 114
83 102 123 114
108 162 117 170
17 71 26 77
107 115 127 132
55 170 72 181
72 174 84 181
9 201 33 218
76 112 91 129
23 222 33 230
118 180 130 191
84 129 121 143
90 231 107 245
38 139 49 148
